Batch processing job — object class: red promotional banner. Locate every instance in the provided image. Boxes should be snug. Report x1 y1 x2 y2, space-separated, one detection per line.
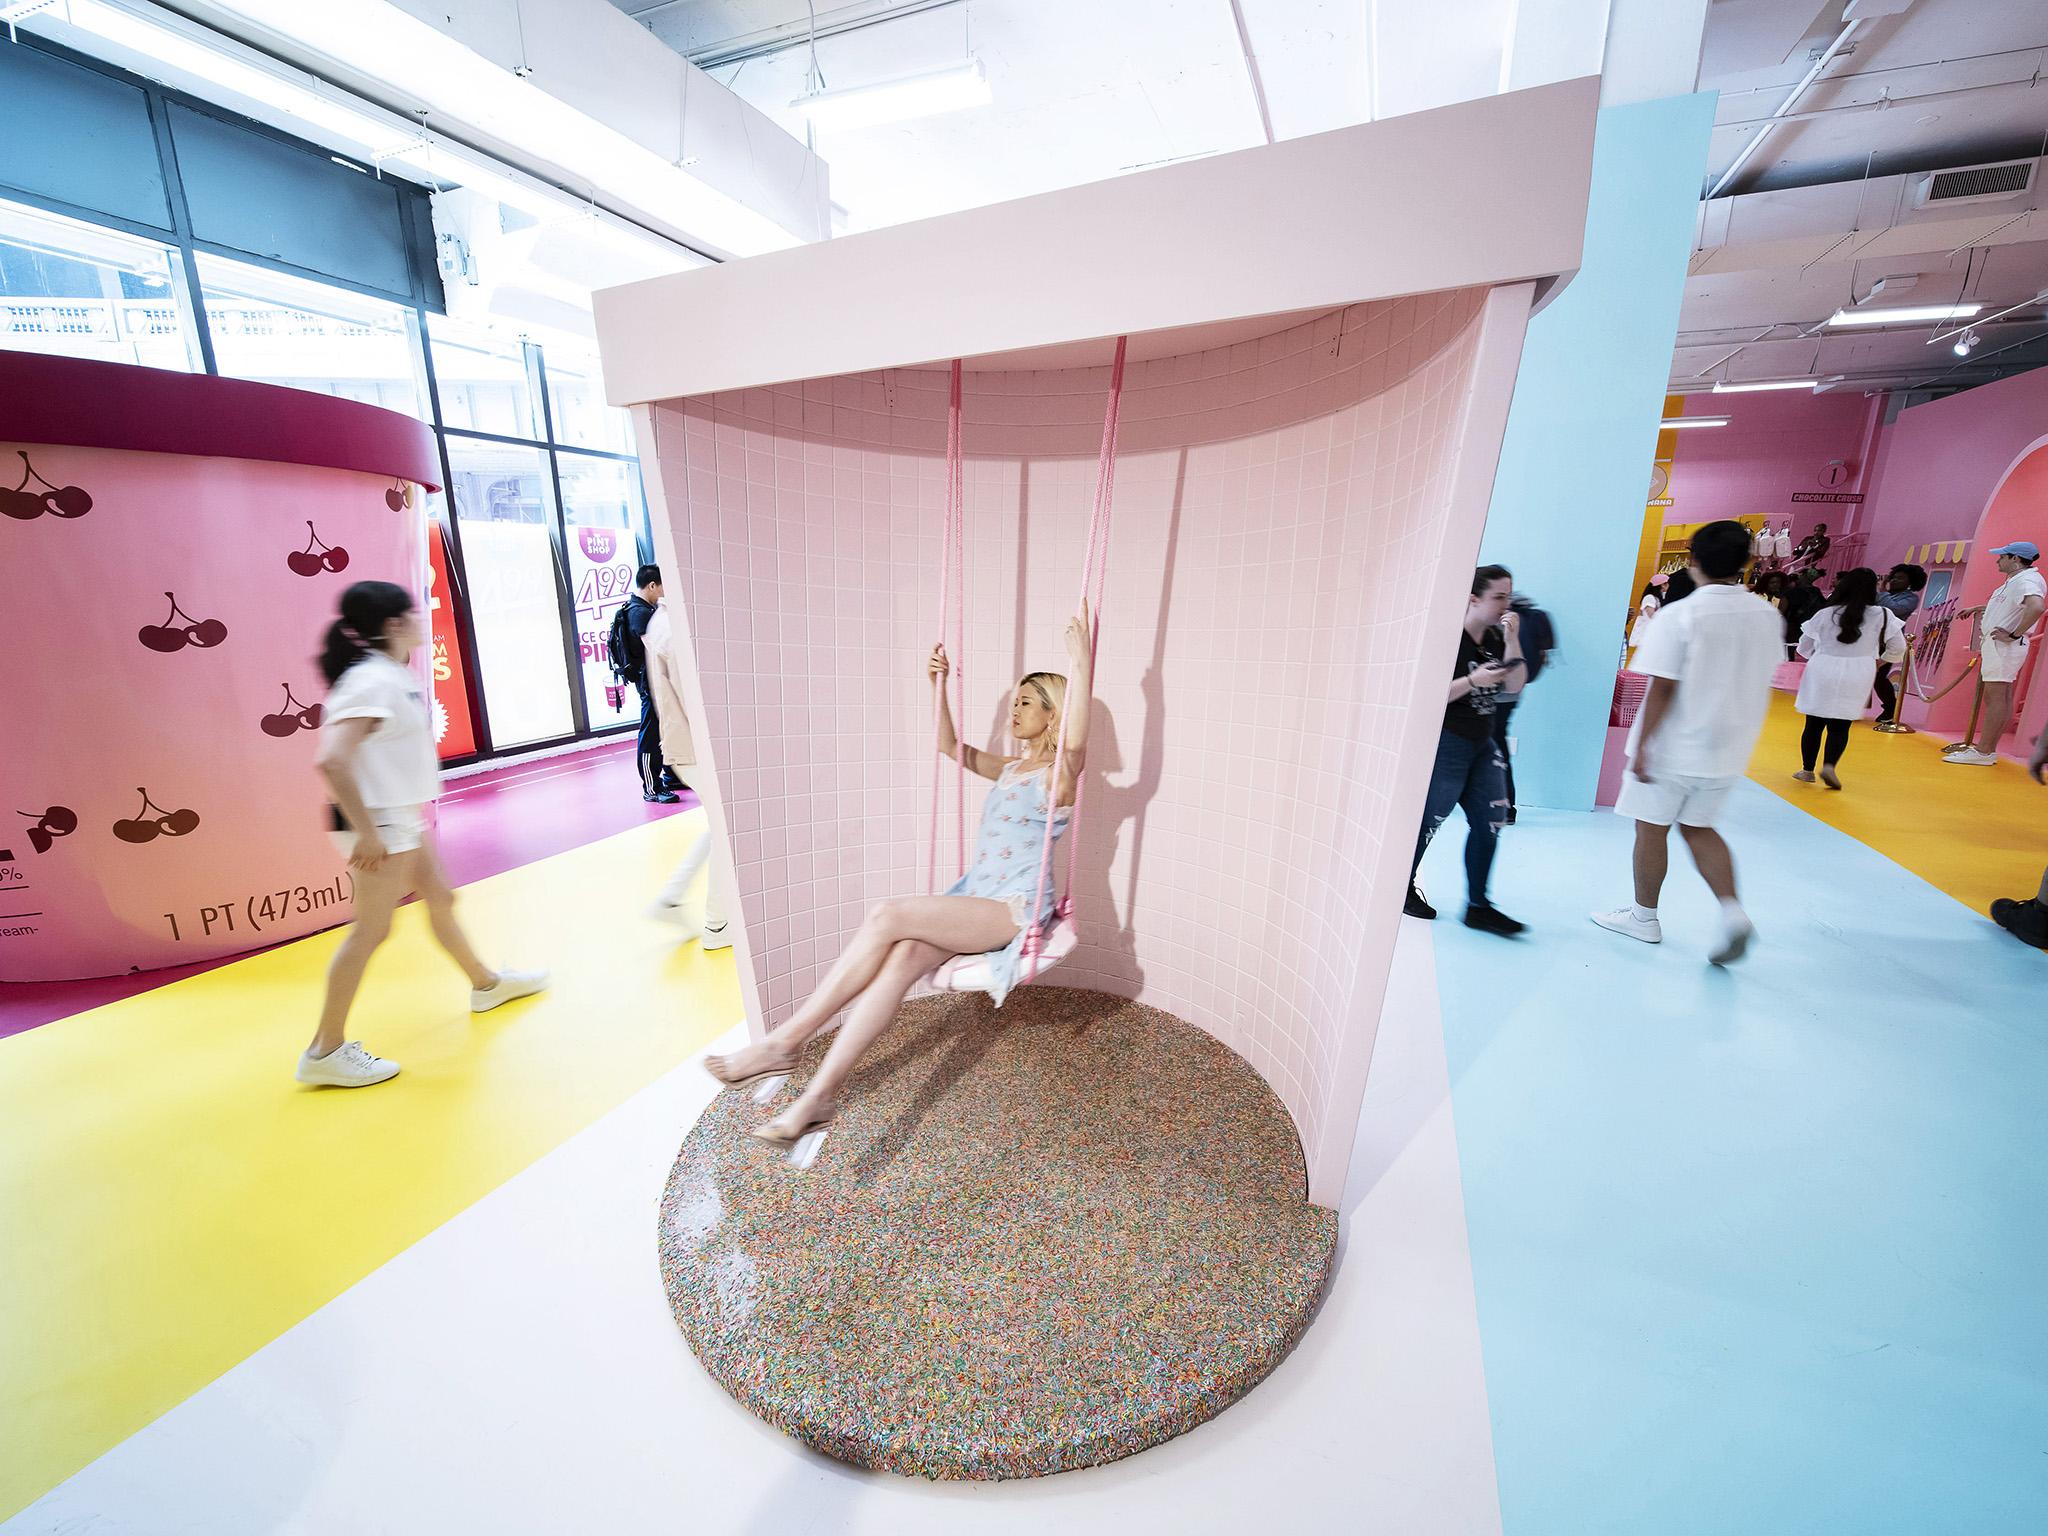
428 521 479 760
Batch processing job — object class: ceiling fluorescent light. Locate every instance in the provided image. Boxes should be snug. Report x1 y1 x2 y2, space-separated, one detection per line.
1712 379 1816 393
1827 303 1982 328
60 0 406 152
1662 416 1731 428
38 0 712 272
791 58 992 133
54 0 803 259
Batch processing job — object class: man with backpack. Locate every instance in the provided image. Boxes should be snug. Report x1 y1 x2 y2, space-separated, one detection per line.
1494 590 1555 825
610 564 677 804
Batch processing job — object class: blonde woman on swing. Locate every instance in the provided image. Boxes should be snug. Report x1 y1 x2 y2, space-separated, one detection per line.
706 603 1094 1144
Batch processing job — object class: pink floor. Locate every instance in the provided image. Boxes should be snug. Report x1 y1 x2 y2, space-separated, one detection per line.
0 738 687 1040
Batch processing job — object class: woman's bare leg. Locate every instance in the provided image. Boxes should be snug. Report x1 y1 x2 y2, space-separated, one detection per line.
712 895 1016 1082
412 837 498 990
309 853 414 1057
756 897 1019 1134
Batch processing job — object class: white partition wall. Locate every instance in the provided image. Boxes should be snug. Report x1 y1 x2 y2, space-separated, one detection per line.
602 80 1596 1206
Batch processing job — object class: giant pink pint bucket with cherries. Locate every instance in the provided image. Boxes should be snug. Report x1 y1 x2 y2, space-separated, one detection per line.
0 353 439 981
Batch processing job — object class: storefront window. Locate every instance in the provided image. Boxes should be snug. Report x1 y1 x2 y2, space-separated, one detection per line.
0 197 200 372
544 346 637 455
445 437 576 748
196 252 427 417
557 452 648 732
430 315 545 440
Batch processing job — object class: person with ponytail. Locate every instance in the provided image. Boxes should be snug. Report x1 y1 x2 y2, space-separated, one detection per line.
1791 567 1904 790
298 580 548 1087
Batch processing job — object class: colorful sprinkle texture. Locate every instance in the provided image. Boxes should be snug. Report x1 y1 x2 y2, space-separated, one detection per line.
657 986 1339 1480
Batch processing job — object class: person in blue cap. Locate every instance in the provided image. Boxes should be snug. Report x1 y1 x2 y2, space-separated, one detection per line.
1944 540 2045 766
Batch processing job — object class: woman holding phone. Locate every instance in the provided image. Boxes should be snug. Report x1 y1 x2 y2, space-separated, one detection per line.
1405 565 1526 936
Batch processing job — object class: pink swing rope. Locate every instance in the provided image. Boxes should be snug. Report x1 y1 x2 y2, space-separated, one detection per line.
1021 335 1127 983
926 360 969 892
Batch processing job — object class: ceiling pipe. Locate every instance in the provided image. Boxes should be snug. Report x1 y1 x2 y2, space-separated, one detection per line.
1707 18 1865 200
1927 287 2048 344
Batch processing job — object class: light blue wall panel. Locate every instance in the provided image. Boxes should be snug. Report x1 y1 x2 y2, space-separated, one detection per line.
1482 93 1717 810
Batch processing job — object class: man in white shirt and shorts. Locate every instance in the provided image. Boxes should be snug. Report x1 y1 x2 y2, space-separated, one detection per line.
1943 540 2046 767
1593 520 1782 964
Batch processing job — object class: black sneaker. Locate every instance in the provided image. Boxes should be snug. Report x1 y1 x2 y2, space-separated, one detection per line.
643 788 680 804
1404 885 1436 920
1464 903 1526 937
1990 897 2048 949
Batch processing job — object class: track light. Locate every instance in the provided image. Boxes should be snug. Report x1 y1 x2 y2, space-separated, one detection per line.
1953 329 1980 358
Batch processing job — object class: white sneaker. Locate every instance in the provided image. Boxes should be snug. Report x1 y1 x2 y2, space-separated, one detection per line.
699 920 733 952
470 968 550 1012
1709 913 1756 966
647 900 692 929
1944 749 1998 766
296 1040 400 1088
1591 907 1662 944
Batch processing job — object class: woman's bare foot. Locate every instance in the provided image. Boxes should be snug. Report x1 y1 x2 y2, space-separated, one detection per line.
751 1096 837 1144
705 1037 798 1088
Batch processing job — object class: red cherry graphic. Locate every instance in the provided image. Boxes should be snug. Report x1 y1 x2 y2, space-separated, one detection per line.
8 452 92 520
138 592 228 652
112 788 199 844
19 804 78 855
385 480 408 512
261 683 323 737
290 521 349 577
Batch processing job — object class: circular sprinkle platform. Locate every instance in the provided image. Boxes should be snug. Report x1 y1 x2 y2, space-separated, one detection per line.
658 986 1338 1480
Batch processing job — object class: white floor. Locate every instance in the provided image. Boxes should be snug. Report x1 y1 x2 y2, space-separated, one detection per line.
7 926 1498 1536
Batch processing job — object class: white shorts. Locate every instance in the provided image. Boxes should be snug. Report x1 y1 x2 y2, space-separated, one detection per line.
1613 771 1738 829
330 804 427 859
1981 636 2026 685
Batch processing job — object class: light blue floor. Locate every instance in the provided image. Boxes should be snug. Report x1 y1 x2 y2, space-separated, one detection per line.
1418 782 2048 1536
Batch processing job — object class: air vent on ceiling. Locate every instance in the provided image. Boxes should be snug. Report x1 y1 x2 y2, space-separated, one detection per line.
1912 160 2035 208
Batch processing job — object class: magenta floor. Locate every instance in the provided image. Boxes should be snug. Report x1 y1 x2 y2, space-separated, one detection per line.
0 737 686 1040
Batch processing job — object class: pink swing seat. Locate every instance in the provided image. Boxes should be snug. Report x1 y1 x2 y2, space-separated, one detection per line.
927 913 1080 994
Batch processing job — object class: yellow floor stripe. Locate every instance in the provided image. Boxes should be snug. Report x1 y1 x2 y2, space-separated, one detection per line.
1746 693 2048 916
0 815 738 1521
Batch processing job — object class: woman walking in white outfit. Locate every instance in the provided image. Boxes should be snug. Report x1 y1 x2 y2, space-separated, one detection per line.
298 581 548 1088
1792 568 1903 790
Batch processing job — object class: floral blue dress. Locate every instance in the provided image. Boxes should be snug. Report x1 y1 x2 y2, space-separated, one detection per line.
943 759 1071 1007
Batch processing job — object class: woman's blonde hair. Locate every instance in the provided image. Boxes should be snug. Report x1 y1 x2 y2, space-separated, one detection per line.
1017 670 1067 749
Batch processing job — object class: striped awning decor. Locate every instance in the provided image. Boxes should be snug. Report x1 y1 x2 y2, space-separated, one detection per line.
1904 539 1972 566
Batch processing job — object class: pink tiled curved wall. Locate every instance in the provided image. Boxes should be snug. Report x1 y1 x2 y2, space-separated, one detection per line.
642 287 1529 1203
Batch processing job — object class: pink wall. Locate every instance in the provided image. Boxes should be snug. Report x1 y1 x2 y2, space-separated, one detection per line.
1860 366 2048 564
0 441 426 981
1666 390 1879 557
634 289 1534 1207
1665 366 2048 576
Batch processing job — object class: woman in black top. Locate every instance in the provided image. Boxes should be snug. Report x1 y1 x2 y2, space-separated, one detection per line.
1407 566 1526 936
